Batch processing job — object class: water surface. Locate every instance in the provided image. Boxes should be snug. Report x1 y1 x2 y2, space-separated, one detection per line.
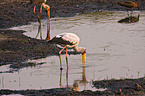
1 11 145 90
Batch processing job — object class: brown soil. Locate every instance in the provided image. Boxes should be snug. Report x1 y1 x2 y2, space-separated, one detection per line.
0 0 145 95
0 30 60 65
0 78 145 96
1 0 145 29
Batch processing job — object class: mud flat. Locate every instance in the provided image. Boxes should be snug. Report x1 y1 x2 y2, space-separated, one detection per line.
0 0 145 95
0 77 145 95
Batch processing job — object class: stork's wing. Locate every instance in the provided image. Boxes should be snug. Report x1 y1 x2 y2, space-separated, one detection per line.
49 33 80 46
49 36 74 45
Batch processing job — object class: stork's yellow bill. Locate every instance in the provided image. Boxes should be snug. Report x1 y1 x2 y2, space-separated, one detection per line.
82 50 86 67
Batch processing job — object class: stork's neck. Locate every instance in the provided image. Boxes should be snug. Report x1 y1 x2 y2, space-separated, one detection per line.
42 3 50 11
73 46 86 53
42 3 50 40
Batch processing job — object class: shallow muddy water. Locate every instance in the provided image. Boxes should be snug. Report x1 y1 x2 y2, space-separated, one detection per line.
1 11 145 90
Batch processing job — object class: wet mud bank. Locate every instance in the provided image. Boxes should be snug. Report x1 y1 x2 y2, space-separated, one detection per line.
1 0 145 96
0 0 145 29
0 30 59 65
0 77 145 96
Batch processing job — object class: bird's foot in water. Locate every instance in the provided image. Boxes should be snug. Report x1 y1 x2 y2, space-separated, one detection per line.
60 68 63 70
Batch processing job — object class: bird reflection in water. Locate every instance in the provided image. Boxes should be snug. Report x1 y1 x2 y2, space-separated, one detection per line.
59 55 87 91
118 14 140 23
59 56 69 88
73 58 87 92
35 22 42 39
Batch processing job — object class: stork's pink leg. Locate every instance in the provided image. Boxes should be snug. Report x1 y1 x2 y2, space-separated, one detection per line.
66 67 68 88
59 46 67 70
46 7 50 41
39 4 43 23
59 70 62 87
33 5 41 23
59 55 62 70
65 48 69 68
66 48 69 87
40 4 43 17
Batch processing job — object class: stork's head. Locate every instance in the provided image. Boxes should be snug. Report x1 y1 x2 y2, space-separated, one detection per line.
73 46 86 65
82 49 86 66
42 3 50 12
82 49 86 55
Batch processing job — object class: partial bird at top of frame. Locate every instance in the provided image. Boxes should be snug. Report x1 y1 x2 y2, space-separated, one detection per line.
30 0 51 40
117 1 140 16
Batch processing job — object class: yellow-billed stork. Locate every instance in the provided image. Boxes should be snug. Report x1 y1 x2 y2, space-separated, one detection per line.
30 0 50 40
49 33 86 70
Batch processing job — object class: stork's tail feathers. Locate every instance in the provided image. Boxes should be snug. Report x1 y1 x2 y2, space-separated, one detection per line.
47 37 58 44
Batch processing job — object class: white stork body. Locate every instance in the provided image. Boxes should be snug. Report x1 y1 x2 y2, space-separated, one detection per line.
52 33 80 48
49 33 86 70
